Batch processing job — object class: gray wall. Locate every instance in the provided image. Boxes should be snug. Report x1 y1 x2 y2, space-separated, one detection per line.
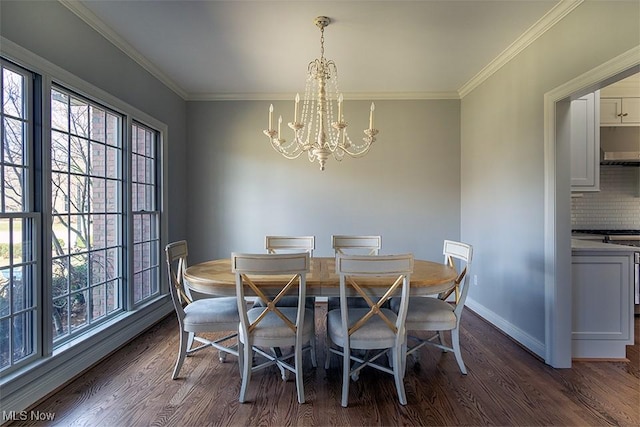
186 99 461 263
461 1 640 351
5 0 637 364
0 0 188 242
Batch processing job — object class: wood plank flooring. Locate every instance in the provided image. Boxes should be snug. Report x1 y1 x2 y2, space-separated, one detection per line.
10 305 639 426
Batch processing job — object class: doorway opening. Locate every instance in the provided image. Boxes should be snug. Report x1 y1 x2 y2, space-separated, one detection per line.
545 47 639 368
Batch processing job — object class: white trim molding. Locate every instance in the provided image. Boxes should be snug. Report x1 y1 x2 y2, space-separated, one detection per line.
58 0 188 100
458 0 584 98
187 91 461 102
466 298 546 359
58 0 581 102
543 45 640 368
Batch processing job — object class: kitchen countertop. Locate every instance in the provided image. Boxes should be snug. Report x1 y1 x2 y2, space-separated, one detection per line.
570 233 605 240
571 238 638 252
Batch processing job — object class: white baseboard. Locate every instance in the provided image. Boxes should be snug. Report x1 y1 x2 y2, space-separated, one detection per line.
465 297 546 359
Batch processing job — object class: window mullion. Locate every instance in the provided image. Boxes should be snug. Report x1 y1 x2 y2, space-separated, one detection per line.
40 74 54 357
124 116 133 311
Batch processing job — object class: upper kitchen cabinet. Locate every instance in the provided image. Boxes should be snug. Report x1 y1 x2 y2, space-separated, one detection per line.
571 91 600 192
600 73 640 126
601 98 640 125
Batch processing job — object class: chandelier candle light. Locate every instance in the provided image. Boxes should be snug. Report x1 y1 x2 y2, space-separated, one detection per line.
263 16 378 171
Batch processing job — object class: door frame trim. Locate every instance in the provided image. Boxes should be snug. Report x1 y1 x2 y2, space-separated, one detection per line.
543 46 640 367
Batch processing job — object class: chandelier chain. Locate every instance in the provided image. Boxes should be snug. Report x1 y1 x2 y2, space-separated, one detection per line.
319 26 325 61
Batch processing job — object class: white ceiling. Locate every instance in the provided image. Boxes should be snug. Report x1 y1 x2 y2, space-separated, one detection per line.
62 0 570 100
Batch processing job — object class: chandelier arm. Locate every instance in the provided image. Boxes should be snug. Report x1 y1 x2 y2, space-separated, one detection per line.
338 144 374 158
273 148 306 160
270 139 306 159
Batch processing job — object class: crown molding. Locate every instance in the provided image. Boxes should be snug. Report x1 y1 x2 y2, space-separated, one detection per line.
59 0 581 102
186 91 461 101
58 0 188 100
545 45 640 103
458 0 584 98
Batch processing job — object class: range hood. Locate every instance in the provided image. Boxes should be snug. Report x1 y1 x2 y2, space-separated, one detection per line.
600 128 640 165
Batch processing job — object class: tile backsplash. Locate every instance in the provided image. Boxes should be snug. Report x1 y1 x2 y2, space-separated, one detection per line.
572 166 640 229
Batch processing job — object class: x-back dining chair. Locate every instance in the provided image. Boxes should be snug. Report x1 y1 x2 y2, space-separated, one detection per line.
164 240 239 379
329 235 382 311
325 253 414 407
232 252 316 404
332 235 381 256
393 240 473 374
266 235 315 256
263 235 315 309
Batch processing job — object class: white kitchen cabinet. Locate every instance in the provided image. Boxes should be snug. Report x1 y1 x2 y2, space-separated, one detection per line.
600 97 640 125
570 92 600 191
600 73 640 126
571 246 635 359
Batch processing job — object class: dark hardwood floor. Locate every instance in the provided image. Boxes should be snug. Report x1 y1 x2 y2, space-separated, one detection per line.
10 305 640 426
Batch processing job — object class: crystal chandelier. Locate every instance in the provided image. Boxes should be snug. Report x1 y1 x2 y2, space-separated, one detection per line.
263 16 378 171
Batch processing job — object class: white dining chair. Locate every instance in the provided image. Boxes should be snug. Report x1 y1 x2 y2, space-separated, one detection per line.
329 235 382 311
232 252 316 404
261 235 317 367
325 253 414 407
164 240 239 379
263 235 315 309
332 235 381 255
266 235 315 256
392 240 473 374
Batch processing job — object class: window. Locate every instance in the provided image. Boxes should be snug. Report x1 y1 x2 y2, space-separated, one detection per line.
131 123 160 304
50 87 124 343
0 51 165 374
0 60 40 370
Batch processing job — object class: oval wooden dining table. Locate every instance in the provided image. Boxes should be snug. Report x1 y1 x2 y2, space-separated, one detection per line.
184 257 458 298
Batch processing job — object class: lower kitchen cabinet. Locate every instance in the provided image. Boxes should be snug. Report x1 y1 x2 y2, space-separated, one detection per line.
572 248 634 359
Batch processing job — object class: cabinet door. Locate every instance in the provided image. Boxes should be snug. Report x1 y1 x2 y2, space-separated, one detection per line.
571 92 599 191
600 97 640 125
621 97 640 124
572 254 632 344
600 98 622 124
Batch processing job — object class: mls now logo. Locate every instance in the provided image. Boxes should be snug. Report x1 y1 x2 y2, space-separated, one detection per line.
3 410 55 421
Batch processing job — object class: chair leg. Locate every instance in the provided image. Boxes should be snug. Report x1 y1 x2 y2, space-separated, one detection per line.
401 342 408 378
451 328 467 375
438 330 447 349
324 332 333 369
186 331 195 354
392 345 407 405
341 345 350 407
238 340 253 403
271 347 289 381
172 330 189 379
237 343 244 378
310 336 318 368
295 340 305 403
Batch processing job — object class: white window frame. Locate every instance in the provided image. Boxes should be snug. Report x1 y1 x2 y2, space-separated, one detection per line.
0 37 170 407
0 59 41 373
